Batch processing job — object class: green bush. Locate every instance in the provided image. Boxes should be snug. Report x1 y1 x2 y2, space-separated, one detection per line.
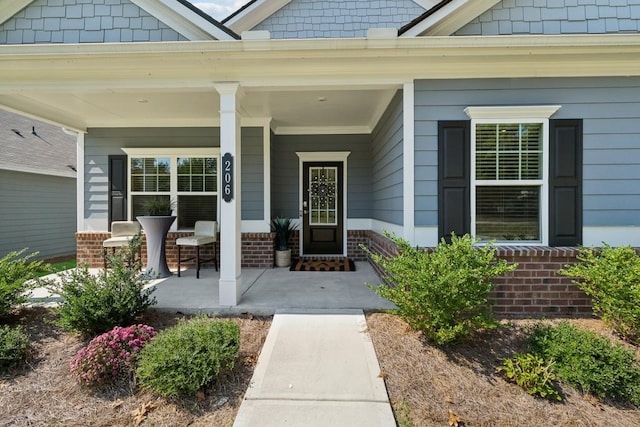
0 325 30 372
47 235 156 336
559 244 640 342
0 249 47 317
136 317 240 397
498 353 562 401
364 232 517 345
529 322 640 406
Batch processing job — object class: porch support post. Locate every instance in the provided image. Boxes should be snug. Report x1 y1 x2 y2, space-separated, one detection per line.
403 81 415 245
63 128 85 232
216 83 242 306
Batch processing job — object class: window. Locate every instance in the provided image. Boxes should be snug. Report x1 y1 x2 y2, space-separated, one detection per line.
124 148 219 230
466 106 560 244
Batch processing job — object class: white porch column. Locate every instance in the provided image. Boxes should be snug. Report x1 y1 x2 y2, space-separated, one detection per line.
216 83 242 306
403 81 415 245
63 128 85 231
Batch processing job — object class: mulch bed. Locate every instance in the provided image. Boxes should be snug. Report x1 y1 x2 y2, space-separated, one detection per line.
0 308 271 427
367 313 640 427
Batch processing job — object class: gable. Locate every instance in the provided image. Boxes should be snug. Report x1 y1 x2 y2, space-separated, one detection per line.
0 0 237 45
225 0 439 35
251 0 428 39
456 0 640 36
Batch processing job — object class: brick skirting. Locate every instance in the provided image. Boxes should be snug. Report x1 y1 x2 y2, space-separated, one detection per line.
77 231 274 269
360 232 592 317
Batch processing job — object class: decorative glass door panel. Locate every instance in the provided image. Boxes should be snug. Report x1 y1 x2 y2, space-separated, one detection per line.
302 162 343 255
309 166 338 226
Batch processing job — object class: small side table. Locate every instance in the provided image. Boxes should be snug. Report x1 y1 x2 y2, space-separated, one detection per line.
137 216 176 278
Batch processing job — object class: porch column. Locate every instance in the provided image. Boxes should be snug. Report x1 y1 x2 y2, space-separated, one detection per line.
403 81 415 245
216 83 242 306
63 128 85 232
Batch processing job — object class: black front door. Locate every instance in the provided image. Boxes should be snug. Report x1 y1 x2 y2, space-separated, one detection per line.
302 162 343 255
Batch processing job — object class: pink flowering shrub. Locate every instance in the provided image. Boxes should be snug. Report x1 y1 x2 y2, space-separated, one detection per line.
70 324 156 387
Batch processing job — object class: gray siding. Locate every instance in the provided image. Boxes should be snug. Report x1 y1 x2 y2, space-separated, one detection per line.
241 127 265 221
254 0 425 39
371 90 403 225
84 127 264 230
414 77 640 228
270 133 372 219
457 0 640 35
0 0 186 44
0 170 76 260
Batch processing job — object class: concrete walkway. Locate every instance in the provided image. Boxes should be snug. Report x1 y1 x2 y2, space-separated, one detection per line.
233 309 396 427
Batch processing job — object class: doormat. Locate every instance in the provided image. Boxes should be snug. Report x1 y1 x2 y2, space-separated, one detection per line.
289 258 356 272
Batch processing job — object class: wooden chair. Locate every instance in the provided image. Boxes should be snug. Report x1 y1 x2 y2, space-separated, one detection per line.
102 221 141 267
176 221 218 279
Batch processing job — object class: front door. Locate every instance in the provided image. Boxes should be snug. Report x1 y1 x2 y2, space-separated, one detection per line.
302 162 343 255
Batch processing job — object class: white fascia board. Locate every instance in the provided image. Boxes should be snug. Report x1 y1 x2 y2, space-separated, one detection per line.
132 0 236 41
224 0 292 33
0 164 76 178
401 0 502 37
0 0 33 25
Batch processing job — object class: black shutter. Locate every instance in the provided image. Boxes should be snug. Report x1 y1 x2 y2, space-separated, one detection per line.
438 121 470 242
108 155 127 230
549 119 582 246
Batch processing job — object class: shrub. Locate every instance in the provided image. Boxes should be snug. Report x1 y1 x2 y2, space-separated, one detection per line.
136 317 240 397
47 235 156 336
70 324 156 387
364 232 517 345
0 325 30 372
559 244 640 342
498 353 562 401
529 322 640 406
0 249 48 317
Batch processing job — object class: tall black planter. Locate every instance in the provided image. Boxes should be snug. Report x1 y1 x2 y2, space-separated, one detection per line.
137 216 176 278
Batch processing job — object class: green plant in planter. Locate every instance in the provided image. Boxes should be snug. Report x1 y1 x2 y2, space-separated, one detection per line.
142 197 175 216
271 217 296 251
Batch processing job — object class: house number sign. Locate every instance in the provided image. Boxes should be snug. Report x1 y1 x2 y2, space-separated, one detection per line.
222 152 234 203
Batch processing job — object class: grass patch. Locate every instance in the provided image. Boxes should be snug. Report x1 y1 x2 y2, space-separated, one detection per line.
34 259 76 277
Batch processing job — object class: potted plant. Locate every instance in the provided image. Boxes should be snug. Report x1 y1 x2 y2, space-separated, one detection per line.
142 197 175 216
271 217 296 267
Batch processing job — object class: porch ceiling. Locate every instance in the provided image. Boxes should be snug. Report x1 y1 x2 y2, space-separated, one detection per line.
0 85 398 134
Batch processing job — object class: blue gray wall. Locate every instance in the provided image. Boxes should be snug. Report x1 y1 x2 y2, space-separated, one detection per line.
0 170 76 260
0 0 186 44
457 0 640 35
414 77 640 228
254 0 425 38
371 90 404 225
270 133 372 219
84 127 263 230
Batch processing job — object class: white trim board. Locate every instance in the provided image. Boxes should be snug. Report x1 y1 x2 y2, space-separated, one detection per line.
401 0 502 37
0 0 32 26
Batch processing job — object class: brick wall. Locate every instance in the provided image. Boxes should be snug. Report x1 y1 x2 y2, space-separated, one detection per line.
77 231 274 269
359 231 592 318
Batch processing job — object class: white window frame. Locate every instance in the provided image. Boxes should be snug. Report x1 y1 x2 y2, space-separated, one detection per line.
465 106 561 246
122 148 221 231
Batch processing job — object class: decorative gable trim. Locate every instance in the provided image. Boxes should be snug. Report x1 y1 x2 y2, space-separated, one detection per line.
224 0 437 34
223 0 292 34
400 0 501 37
132 0 238 40
0 0 33 26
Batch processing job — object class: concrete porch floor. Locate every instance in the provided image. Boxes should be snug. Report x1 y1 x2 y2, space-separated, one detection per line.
148 261 395 315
